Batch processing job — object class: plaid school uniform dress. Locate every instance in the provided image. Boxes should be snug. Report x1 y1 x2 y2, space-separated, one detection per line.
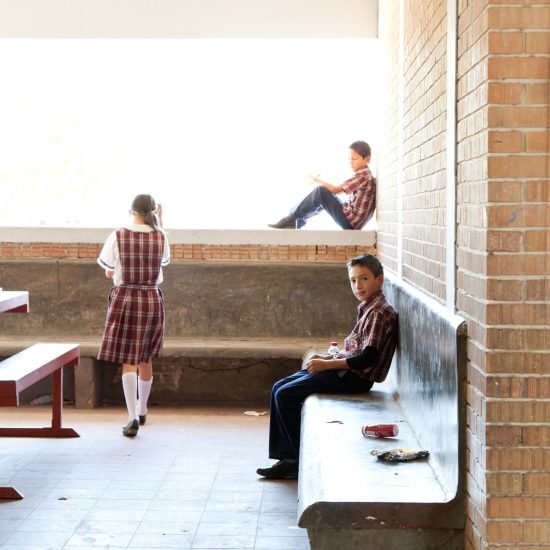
98 228 166 365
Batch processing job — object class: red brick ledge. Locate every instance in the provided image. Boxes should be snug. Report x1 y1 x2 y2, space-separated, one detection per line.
1 242 375 262
0 228 376 262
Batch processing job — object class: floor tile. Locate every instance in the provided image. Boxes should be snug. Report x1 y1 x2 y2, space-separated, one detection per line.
199 511 259 525
135 520 198 535
4 529 73 547
15 517 82 532
28 507 91 521
85 509 147 522
193 522 258 537
0 406 308 550
128 532 194 548
0 519 23 531
75 519 141 534
91 498 150 510
254 536 310 549
65 531 135 547
191 534 255 549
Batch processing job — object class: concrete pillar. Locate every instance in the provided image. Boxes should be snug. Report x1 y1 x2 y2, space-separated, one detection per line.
74 357 102 408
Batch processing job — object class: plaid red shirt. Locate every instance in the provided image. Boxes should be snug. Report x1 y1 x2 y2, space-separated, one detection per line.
338 289 398 382
340 165 376 229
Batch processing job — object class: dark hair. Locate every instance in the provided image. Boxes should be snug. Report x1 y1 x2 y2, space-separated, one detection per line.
349 141 371 158
348 253 383 278
131 194 161 231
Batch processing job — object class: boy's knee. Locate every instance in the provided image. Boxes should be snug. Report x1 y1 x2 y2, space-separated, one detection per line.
315 185 332 198
272 378 287 393
273 385 287 401
311 185 326 199
274 385 295 406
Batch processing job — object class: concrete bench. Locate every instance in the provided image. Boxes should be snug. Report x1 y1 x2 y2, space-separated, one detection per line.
0 260 355 406
0 342 80 500
297 272 467 550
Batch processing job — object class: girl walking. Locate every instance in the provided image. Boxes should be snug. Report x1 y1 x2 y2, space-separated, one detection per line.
97 194 170 437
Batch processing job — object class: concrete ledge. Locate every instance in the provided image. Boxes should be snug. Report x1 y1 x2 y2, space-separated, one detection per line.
0 337 336 360
0 337 328 408
298 390 457 528
305 527 464 550
0 227 376 246
0 260 356 408
298 391 464 550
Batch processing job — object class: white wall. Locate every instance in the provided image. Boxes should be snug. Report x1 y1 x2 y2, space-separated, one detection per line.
0 0 378 38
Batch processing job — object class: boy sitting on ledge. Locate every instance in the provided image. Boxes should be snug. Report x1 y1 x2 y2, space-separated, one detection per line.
268 141 376 230
257 253 397 479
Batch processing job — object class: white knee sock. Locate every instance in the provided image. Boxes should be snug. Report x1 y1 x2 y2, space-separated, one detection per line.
122 372 138 422
138 377 153 416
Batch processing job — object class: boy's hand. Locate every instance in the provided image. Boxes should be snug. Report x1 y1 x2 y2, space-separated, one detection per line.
307 174 320 185
308 353 331 361
306 174 343 194
306 358 332 373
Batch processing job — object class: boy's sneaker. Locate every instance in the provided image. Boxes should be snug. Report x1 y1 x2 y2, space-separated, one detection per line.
268 217 296 229
256 459 298 479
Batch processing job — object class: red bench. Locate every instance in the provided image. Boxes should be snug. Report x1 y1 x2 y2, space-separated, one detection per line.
0 290 29 314
0 342 80 500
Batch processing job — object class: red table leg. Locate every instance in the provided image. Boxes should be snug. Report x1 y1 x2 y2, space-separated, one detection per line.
0 487 23 499
0 367 79 438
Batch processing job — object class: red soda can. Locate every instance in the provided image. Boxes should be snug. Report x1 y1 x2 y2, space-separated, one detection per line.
361 423 399 438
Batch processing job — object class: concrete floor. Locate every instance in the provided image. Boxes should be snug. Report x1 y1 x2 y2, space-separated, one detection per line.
0 406 309 549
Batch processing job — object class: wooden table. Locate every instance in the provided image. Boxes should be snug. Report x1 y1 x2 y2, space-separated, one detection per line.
0 290 29 500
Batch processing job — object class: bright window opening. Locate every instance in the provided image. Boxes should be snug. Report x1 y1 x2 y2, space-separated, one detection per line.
1 38 380 229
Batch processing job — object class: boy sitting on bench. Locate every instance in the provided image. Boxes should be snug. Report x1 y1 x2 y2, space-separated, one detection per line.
257 254 398 479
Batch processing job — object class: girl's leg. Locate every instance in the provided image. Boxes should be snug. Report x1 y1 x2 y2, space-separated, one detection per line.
137 360 153 424
121 364 139 436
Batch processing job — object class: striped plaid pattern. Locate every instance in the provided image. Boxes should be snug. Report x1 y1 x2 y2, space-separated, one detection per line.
98 229 166 365
340 165 376 229
340 289 398 382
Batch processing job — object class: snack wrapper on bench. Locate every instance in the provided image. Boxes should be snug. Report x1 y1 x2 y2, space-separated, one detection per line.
370 448 430 462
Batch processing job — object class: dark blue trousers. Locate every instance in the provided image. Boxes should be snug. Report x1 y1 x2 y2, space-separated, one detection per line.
268 369 373 460
288 186 353 229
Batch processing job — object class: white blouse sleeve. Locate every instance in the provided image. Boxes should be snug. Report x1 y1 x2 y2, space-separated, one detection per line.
161 233 170 266
97 230 118 271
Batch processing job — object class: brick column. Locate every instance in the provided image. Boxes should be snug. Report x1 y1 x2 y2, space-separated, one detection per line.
380 0 550 547
460 3 550 548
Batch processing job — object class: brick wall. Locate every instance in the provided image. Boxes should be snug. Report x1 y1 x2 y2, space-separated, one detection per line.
0 242 374 263
379 0 550 547
465 3 550 548
379 0 449 302
457 1 492 545
401 0 449 302
376 0 401 274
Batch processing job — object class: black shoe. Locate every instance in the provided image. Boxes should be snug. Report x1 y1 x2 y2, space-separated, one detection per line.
122 419 139 437
256 459 298 479
139 414 147 426
268 217 296 229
